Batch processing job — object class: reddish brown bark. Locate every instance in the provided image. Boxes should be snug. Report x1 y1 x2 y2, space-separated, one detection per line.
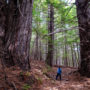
46 4 54 66
0 0 33 70
76 0 90 77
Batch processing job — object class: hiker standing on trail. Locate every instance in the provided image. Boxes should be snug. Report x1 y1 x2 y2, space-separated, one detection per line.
56 66 62 80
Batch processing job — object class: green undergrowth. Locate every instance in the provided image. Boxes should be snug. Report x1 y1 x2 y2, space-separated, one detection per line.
37 77 43 84
43 64 52 74
22 84 31 90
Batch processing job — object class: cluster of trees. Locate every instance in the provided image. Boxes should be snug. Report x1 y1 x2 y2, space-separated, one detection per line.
0 0 90 77
31 0 79 67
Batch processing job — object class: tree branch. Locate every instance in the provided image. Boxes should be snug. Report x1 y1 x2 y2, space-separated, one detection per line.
43 26 85 37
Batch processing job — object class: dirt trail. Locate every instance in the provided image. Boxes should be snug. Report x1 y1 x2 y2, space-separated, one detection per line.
0 60 90 90
31 60 90 90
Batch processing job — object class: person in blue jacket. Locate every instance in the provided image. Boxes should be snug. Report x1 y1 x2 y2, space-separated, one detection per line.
56 66 62 80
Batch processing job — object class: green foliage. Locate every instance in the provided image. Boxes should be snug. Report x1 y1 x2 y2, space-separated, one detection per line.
25 72 31 77
42 64 52 74
19 72 24 76
31 0 79 63
46 64 52 72
37 77 43 84
22 84 31 90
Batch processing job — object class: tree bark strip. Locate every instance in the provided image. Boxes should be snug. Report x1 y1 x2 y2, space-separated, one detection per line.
76 0 90 77
0 0 33 70
46 4 54 66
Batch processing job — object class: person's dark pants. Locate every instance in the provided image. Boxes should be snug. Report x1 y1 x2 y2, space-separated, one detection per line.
56 73 61 80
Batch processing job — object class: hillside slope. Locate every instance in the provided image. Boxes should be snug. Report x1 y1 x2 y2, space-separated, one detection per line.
0 60 90 90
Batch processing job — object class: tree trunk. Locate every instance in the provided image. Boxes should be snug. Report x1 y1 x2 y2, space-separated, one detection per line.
64 33 68 66
0 0 33 70
76 0 90 77
39 39 42 61
76 43 80 67
71 44 74 67
46 4 54 66
34 32 39 60
0 0 6 60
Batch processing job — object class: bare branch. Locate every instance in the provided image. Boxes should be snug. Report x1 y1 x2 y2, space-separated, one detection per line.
43 26 77 37
43 26 86 37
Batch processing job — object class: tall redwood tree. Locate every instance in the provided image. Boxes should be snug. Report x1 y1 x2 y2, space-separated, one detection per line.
76 0 90 77
0 0 33 70
46 4 54 66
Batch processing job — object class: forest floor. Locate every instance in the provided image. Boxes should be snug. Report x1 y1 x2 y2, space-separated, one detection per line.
0 60 90 90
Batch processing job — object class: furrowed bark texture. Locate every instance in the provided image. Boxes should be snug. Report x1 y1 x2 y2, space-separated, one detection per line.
0 0 6 62
0 0 33 70
46 4 54 66
76 0 90 77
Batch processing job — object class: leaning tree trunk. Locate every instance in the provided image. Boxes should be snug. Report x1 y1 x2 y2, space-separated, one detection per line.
46 4 54 66
0 0 33 70
76 0 90 77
